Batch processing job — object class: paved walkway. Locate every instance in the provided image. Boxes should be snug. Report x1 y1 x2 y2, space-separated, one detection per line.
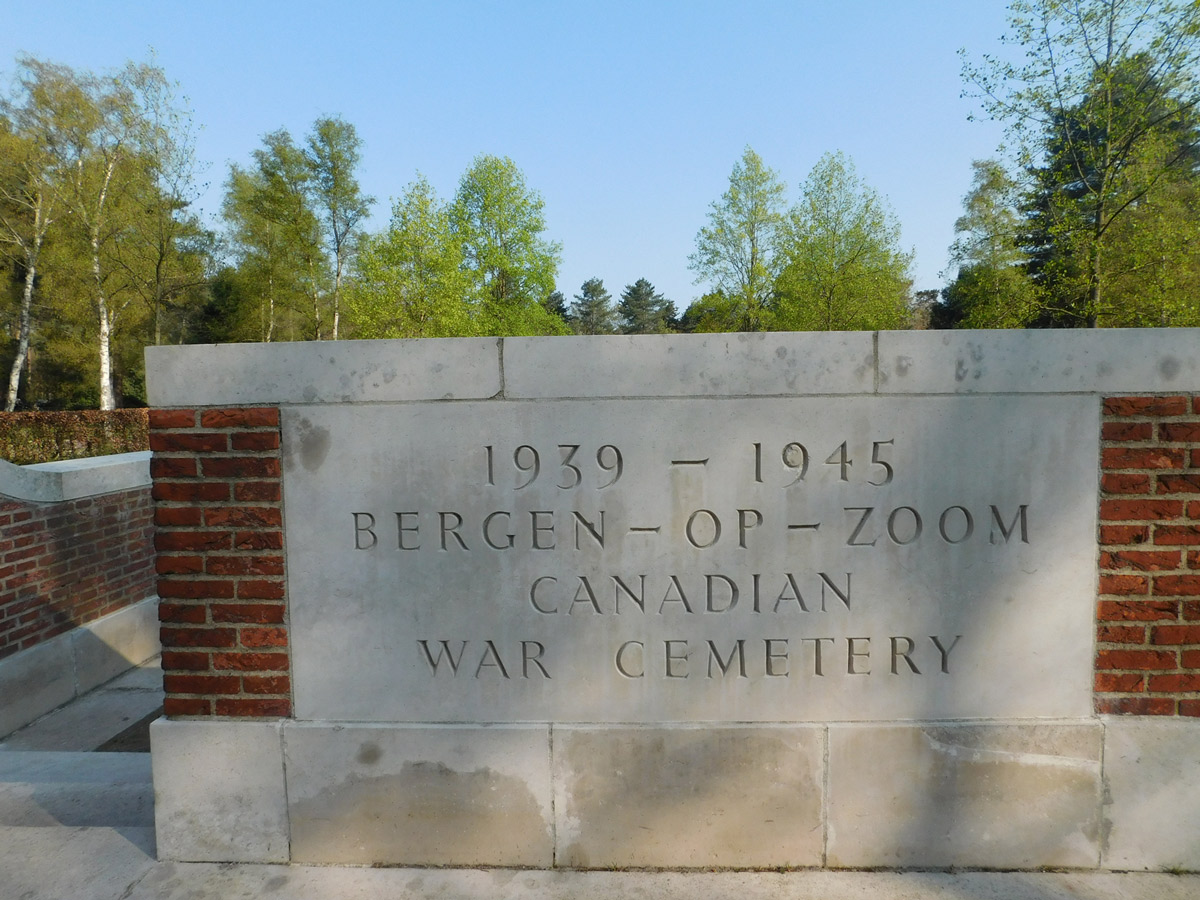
1 661 1198 900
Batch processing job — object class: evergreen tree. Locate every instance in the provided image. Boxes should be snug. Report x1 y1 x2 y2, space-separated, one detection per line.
618 278 675 333
568 277 616 334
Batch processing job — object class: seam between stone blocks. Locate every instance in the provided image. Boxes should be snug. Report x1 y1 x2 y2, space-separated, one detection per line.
822 724 830 866
548 722 556 867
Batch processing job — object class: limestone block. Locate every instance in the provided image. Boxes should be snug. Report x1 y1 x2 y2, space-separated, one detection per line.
72 597 161 694
827 722 1103 868
878 328 1200 394
553 725 824 868
283 723 553 866
1102 718 1200 871
0 638 75 738
503 332 875 399
145 338 502 407
282 394 1097 723
151 719 288 862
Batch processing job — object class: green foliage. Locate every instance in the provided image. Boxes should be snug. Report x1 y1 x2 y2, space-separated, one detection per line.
451 154 565 336
773 152 912 331
941 160 1039 328
963 0 1200 326
347 176 473 338
618 278 676 334
568 277 616 334
678 291 742 333
689 146 786 330
0 55 208 409
0 408 147 464
304 117 372 339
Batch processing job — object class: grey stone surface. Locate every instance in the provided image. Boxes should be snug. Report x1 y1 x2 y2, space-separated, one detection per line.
283 394 1098 723
1102 718 1200 871
0 668 161 752
72 597 161 694
151 719 288 863
145 338 501 407
878 328 1200 394
0 823 156 900
119 867 1200 900
0 599 161 742
0 451 150 503
827 722 1104 868
0 638 76 738
503 332 876 398
553 725 824 868
284 723 553 866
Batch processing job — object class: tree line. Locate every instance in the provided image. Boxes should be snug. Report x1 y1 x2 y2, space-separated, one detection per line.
2 0 1198 410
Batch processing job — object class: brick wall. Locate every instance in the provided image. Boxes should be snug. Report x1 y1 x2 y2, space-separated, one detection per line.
150 408 291 717
1096 395 1200 716
0 487 154 661
147 393 1200 720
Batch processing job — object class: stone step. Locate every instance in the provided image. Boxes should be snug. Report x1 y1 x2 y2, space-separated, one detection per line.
0 751 153 828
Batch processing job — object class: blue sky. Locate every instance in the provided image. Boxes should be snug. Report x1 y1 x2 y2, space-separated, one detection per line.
2 1 1013 309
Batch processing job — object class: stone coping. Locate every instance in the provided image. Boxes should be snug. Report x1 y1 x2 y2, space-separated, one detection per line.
0 451 151 503
145 329 1200 407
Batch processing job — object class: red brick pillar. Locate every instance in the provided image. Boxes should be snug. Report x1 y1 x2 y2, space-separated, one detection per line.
150 408 291 717
1096 395 1200 716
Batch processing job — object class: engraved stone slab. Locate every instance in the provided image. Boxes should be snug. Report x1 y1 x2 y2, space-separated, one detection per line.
284 723 552 866
827 722 1104 868
281 394 1098 723
553 725 824 868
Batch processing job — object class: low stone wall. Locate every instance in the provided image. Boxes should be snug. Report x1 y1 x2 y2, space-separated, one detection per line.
0 452 159 736
145 330 1200 872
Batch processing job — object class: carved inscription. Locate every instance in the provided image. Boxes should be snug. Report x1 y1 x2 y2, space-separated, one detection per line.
282 396 1096 722
348 434 1039 689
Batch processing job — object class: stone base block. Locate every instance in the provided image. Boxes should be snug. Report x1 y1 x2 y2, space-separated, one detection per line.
284 723 553 866
1102 718 1200 871
150 719 288 862
553 725 824 868
827 722 1103 868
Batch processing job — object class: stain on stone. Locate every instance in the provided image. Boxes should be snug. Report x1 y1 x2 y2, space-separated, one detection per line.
302 385 318 402
775 345 787 359
955 359 969 382
290 763 549 865
295 418 331 473
263 874 289 892
1159 356 1181 380
896 355 913 376
356 741 382 765
1097 361 1113 377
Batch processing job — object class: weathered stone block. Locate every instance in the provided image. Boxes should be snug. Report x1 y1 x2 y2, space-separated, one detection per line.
150 719 288 862
827 722 1103 868
504 333 875 398
553 725 824 868
283 723 552 866
1102 718 1200 871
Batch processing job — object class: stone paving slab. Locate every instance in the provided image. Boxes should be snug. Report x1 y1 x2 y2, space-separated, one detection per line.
0 657 162 753
120 866 1200 900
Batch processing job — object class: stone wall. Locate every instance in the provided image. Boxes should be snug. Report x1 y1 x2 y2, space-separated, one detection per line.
145 330 1200 871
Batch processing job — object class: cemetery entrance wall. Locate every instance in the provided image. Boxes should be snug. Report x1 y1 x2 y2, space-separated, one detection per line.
146 330 1200 871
